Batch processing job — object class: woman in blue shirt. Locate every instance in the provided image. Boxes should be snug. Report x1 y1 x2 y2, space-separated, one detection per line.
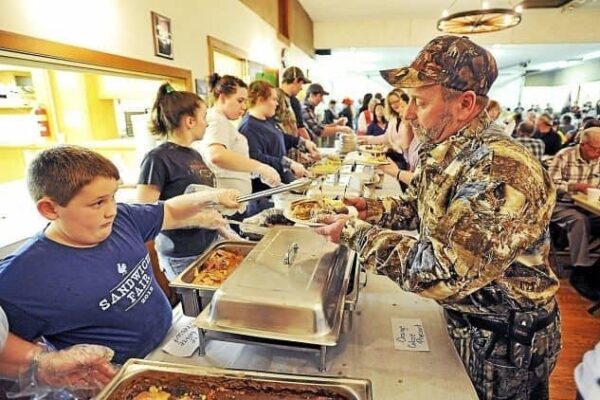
366 103 388 136
238 80 316 215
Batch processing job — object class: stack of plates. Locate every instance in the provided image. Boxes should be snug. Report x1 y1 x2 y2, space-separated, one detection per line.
335 133 358 154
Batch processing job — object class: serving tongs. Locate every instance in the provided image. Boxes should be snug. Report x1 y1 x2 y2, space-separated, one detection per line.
236 177 312 203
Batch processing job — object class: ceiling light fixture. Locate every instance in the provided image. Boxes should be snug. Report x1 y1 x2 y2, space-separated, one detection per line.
437 7 522 34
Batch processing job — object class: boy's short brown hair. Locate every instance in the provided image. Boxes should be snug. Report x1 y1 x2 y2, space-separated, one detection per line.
27 145 120 206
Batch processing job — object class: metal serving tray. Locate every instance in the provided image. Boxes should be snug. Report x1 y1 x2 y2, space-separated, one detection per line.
306 175 365 198
338 164 377 184
170 240 257 317
196 227 353 346
96 359 372 400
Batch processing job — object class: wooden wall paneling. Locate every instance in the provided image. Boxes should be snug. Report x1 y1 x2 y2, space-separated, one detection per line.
289 0 314 56
0 29 193 90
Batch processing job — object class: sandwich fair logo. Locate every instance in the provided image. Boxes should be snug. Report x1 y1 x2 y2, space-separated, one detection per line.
117 263 128 275
98 255 154 311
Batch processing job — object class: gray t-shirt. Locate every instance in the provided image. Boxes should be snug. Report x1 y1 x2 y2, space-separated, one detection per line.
0 305 8 351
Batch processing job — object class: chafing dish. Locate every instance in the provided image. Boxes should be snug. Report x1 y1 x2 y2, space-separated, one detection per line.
195 226 361 371
306 174 367 198
96 359 372 399
170 240 256 317
338 164 377 184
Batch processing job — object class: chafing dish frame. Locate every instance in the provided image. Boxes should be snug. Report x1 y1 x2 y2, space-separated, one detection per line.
194 253 362 372
96 358 372 400
169 240 257 317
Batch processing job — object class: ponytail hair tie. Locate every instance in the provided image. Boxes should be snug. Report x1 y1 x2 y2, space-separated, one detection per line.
165 84 176 94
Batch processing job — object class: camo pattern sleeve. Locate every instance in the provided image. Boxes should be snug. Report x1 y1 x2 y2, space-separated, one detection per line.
340 114 559 315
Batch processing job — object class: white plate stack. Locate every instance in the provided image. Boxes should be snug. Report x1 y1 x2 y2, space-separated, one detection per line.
335 133 358 154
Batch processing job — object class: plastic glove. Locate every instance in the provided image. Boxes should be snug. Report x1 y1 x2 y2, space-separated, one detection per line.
290 161 309 178
34 344 116 389
256 164 281 187
215 188 241 208
184 208 228 230
184 185 241 209
217 224 243 240
357 136 370 145
338 126 354 135
303 140 322 161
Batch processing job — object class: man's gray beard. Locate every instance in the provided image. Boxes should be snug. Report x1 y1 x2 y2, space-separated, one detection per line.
411 113 453 144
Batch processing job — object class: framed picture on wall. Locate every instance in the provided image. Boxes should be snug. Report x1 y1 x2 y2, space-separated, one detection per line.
195 78 208 97
151 11 173 59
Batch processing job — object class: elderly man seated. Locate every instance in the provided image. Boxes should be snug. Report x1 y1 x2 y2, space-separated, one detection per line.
549 127 600 300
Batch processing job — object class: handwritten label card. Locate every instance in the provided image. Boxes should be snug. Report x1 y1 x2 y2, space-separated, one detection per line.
391 318 430 352
162 321 199 357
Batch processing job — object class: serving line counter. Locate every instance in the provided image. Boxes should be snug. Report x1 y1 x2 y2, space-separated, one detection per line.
147 274 477 399
146 169 477 399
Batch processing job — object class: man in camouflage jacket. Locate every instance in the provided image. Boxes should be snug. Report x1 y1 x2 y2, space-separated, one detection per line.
318 35 560 400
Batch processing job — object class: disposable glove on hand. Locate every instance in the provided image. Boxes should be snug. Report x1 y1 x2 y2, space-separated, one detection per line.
184 185 241 209
185 208 228 230
256 164 282 187
290 161 309 178
35 344 116 389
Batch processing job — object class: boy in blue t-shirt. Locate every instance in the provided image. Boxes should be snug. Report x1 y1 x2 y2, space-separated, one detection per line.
0 146 240 364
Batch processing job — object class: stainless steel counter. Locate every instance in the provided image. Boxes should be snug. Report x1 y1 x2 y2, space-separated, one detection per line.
147 274 478 399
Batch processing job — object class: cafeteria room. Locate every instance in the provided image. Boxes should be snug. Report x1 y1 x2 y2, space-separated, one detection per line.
0 0 600 399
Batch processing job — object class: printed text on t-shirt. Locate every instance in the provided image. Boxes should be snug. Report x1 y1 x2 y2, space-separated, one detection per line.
98 254 154 311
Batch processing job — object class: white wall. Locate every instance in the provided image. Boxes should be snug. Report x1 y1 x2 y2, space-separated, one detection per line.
0 0 314 83
488 75 525 111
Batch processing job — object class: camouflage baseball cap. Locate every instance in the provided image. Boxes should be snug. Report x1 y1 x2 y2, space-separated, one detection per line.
380 35 498 96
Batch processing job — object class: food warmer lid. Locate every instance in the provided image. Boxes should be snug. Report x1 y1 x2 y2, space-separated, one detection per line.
197 226 352 345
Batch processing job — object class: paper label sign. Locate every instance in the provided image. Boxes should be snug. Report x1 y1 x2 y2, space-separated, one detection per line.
162 321 199 357
391 318 430 352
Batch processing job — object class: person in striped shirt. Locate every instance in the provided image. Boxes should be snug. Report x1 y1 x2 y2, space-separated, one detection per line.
549 127 600 300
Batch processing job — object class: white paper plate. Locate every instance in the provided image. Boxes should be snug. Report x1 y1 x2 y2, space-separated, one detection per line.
283 204 357 227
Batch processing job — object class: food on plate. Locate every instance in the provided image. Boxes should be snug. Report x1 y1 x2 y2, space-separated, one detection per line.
192 249 245 286
309 156 342 176
289 198 349 223
364 153 387 163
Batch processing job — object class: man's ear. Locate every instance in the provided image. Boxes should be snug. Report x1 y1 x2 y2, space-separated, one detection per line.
37 197 59 220
457 91 478 120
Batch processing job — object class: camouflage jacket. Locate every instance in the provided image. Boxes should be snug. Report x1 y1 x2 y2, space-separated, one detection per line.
341 112 559 316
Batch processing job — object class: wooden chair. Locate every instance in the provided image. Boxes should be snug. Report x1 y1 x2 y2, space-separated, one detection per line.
145 240 179 307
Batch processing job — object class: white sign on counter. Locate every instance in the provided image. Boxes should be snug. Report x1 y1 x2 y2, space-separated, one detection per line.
162 321 199 357
391 318 430 352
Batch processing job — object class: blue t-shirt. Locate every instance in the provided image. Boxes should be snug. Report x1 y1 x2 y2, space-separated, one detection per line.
238 114 296 192
367 121 387 136
0 203 172 364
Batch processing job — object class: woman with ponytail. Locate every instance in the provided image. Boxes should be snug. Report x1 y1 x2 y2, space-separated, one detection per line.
239 80 318 215
136 83 240 280
194 74 281 215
